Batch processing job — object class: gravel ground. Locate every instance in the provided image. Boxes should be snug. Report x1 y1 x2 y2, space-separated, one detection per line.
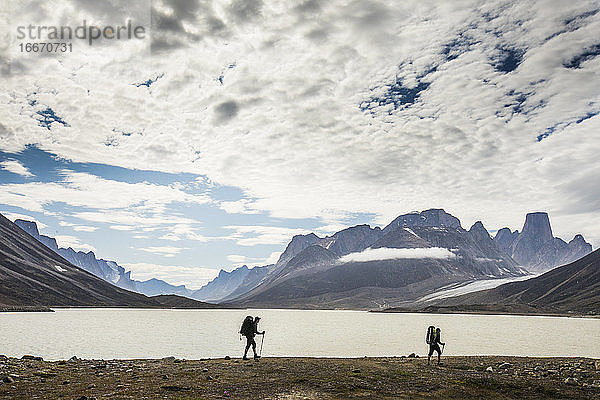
1 355 599 399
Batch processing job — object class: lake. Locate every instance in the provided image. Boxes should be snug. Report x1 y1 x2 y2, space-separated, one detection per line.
1 309 598 360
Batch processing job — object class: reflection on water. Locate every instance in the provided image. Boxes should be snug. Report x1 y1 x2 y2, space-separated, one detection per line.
0 308 598 360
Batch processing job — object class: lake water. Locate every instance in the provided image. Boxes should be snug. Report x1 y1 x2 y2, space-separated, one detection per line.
1 309 598 360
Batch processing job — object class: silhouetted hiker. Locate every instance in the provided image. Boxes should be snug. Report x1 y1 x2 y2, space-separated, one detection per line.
426 326 445 365
240 315 265 360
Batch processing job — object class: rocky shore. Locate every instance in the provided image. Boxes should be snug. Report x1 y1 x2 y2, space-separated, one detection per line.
0 306 53 312
1 355 599 399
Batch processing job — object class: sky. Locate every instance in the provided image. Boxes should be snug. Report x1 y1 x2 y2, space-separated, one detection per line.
0 0 599 289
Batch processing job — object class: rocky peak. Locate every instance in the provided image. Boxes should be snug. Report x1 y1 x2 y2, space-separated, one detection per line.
382 208 462 234
326 224 383 256
276 233 321 266
468 221 490 240
14 219 39 237
568 234 593 253
420 209 462 229
493 228 519 252
521 212 553 243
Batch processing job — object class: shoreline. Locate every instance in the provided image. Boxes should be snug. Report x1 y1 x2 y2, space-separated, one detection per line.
0 306 53 313
372 308 600 319
0 355 598 399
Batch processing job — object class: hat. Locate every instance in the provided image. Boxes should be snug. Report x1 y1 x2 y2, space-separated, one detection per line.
255 316 261 321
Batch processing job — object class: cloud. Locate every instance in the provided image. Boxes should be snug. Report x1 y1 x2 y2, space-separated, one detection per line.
123 262 220 290
339 247 457 263
219 198 260 214
1 0 599 252
54 235 96 253
0 171 210 229
138 246 187 257
2 211 47 229
0 160 34 177
110 225 137 231
223 225 312 246
226 251 279 269
157 223 210 242
213 100 239 124
72 225 98 232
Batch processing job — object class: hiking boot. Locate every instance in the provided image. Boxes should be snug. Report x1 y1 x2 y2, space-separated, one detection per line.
254 355 261 360
243 356 249 360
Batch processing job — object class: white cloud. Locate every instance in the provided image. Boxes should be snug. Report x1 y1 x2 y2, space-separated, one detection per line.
223 225 312 246
54 235 96 253
72 225 98 232
1 0 599 251
339 247 457 263
0 160 34 177
123 262 220 290
2 212 47 229
264 251 281 265
138 246 187 257
219 199 260 214
227 254 247 263
0 171 211 231
157 223 210 242
110 225 136 231
226 251 281 269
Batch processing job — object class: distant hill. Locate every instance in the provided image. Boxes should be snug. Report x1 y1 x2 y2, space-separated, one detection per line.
419 248 600 315
0 213 217 309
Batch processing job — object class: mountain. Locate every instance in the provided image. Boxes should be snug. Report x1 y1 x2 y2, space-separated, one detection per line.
229 213 528 308
494 212 592 273
0 213 214 308
13 219 198 298
427 248 600 315
382 208 462 234
14 219 138 290
136 278 193 297
191 265 259 302
219 265 269 302
117 208 590 309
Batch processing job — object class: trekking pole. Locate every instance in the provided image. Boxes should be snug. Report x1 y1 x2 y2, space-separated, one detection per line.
442 343 445 354
260 333 265 357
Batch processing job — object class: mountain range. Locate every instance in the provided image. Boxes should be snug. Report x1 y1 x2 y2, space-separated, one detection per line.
8 209 593 310
0 214 219 308
14 219 200 298
408 248 600 316
493 212 592 273
206 209 589 309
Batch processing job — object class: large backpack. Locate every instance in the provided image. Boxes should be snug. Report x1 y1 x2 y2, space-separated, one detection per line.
426 325 435 344
240 316 253 336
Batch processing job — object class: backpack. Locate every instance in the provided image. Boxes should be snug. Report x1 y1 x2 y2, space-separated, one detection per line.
240 316 253 336
426 326 435 344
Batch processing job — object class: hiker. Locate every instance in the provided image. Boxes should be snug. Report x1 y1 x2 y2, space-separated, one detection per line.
427 326 445 365
240 315 265 360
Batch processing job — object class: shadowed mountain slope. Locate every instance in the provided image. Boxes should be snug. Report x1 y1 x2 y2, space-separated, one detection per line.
0 213 215 308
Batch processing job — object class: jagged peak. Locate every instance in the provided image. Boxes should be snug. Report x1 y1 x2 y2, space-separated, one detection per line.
292 232 319 240
332 224 380 236
14 219 40 236
468 221 491 241
384 208 462 232
469 220 485 230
